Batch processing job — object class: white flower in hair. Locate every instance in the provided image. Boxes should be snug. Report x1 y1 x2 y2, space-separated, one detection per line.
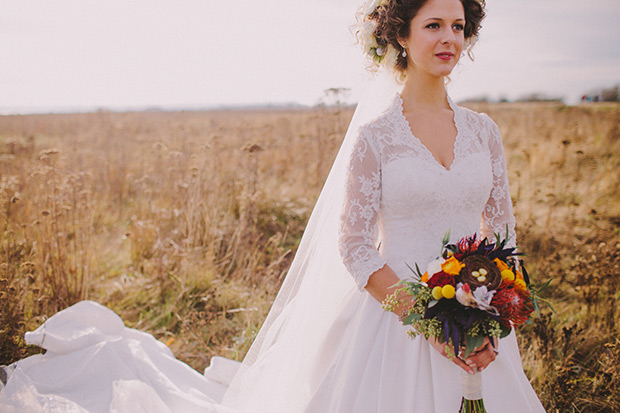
383 44 399 67
359 20 379 54
364 0 384 16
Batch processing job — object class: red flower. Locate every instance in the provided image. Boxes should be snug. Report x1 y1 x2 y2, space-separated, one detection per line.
427 271 456 289
491 281 533 326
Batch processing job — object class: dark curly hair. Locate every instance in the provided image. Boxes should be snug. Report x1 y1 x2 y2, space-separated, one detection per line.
367 0 485 73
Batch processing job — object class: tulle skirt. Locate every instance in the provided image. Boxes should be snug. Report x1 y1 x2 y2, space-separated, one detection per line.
0 297 544 412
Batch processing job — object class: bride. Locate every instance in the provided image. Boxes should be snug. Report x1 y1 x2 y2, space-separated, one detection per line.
1 0 545 411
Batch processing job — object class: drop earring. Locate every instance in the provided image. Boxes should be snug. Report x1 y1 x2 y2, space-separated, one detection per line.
401 47 407 58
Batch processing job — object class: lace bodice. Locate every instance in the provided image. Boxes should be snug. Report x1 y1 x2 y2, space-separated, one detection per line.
339 94 516 290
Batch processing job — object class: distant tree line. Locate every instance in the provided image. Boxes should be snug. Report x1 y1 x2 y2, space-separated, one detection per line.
582 84 619 103
460 84 620 105
600 85 619 101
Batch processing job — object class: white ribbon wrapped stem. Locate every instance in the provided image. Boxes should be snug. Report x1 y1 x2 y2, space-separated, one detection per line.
461 370 483 400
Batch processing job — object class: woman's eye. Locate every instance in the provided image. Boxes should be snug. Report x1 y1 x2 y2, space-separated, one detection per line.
453 24 464 31
426 23 440 29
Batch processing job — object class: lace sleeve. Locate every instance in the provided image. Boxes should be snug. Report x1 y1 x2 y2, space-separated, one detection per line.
480 116 517 247
338 128 387 291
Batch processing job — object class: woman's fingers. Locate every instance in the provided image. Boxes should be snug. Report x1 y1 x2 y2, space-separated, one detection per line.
428 337 476 374
452 353 476 375
428 336 501 374
440 342 475 375
465 340 499 371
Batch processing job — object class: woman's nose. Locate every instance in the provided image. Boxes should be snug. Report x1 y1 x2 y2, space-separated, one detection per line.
441 28 455 44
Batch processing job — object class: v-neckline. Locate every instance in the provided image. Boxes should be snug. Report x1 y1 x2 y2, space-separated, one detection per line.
396 93 460 172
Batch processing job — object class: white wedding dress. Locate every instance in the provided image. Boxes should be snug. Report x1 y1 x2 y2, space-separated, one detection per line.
0 93 545 412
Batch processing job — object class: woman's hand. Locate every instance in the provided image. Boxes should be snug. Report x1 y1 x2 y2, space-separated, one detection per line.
428 336 498 375
428 336 476 375
462 337 498 373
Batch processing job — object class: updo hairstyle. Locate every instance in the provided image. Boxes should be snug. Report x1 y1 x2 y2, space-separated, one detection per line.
361 0 485 73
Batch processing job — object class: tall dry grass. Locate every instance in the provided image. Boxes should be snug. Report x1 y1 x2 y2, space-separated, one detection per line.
1 101 619 411
0 106 347 366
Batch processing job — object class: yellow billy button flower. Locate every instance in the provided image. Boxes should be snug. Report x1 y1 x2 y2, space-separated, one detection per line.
501 269 516 282
441 284 455 299
441 256 465 276
432 286 444 300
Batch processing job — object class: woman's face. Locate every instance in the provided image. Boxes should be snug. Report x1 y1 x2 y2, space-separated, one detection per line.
403 0 465 78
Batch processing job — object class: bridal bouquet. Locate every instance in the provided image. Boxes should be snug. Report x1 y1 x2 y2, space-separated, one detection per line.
383 231 545 413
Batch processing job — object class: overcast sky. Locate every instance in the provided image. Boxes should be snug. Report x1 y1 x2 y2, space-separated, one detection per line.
1 0 619 113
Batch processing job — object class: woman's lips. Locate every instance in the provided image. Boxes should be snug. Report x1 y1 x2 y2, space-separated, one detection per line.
436 53 453 61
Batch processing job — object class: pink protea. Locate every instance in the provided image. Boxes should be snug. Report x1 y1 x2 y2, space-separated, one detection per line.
491 281 533 327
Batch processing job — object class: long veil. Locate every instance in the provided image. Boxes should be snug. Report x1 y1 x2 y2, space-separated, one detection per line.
222 73 399 411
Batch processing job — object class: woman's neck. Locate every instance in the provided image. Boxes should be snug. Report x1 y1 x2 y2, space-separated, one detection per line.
400 70 448 111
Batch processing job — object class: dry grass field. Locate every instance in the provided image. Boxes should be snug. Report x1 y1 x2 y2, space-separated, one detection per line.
1 101 619 411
